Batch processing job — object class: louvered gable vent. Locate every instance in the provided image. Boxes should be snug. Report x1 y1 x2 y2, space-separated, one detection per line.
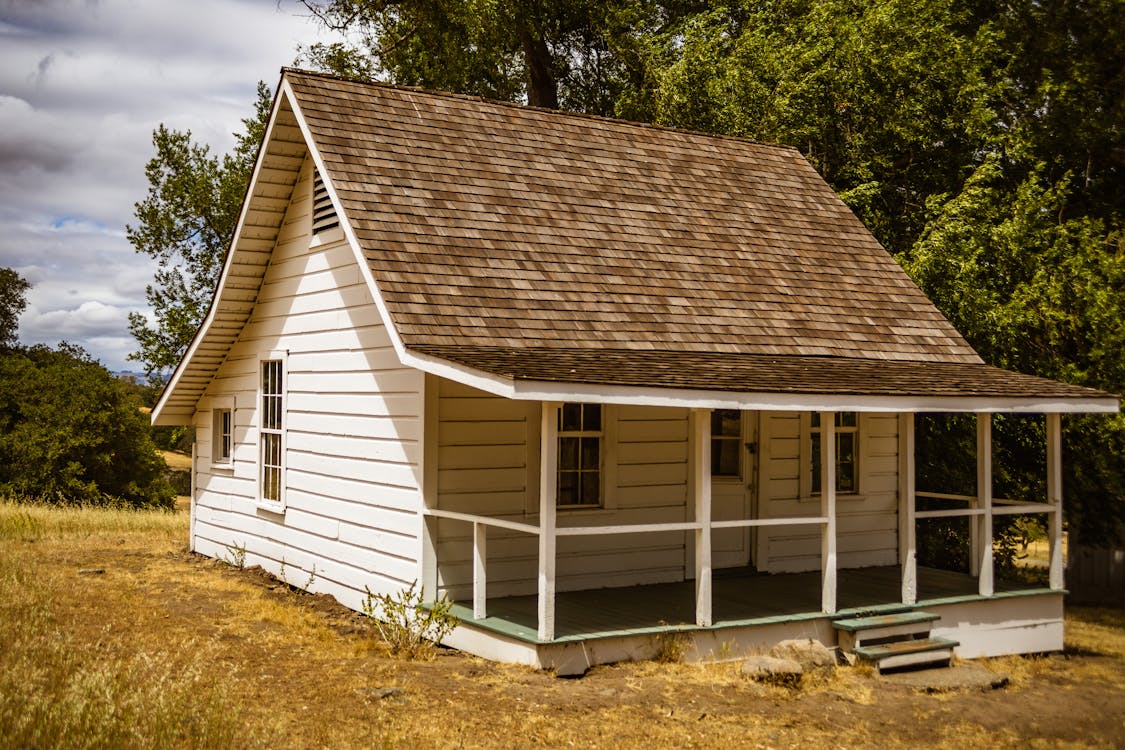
312 169 339 234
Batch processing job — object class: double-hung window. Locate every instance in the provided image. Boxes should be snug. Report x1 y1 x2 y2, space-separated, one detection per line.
557 403 602 507
811 412 858 494
259 357 286 505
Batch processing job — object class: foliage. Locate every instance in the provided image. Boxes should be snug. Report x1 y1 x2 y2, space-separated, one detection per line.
0 344 174 509
361 581 457 660
298 0 707 115
127 82 272 376
0 267 30 349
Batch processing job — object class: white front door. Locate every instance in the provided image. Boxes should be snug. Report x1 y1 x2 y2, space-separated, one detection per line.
711 410 757 569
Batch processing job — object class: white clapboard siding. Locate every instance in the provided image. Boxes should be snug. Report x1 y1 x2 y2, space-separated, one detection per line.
191 153 424 606
756 411 900 573
434 394 689 600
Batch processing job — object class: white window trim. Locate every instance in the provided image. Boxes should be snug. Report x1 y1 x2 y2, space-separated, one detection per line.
209 395 235 471
798 411 863 502
257 350 288 512
531 402 621 512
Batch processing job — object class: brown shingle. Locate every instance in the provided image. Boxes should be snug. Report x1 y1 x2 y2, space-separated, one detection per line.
284 70 981 365
411 345 1114 401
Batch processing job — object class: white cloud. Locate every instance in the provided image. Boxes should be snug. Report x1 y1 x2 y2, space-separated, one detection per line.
0 0 328 371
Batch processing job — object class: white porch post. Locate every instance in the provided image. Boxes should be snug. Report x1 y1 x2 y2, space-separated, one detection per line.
538 401 559 642
472 522 487 619
421 374 439 603
691 409 713 627
1047 413 1065 590
898 412 917 605
977 413 994 597
821 411 838 614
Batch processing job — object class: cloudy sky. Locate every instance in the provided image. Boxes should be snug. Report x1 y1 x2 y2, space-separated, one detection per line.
0 0 331 373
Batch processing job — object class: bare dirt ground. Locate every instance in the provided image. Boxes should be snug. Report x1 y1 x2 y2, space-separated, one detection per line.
3 503 1124 749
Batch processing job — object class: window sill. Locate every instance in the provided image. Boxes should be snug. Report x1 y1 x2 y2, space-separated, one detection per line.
209 462 234 473
255 500 286 516
798 493 865 504
557 503 606 512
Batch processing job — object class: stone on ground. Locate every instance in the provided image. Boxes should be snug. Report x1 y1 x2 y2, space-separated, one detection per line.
770 639 837 671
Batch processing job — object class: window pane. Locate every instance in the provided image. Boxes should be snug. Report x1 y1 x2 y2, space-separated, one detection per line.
811 433 822 494
712 409 740 438
712 439 739 476
810 412 821 428
558 471 578 505
559 437 579 471
583 404 601 431
580 472 600 505
837 432 855 465
580 437 599 470
560 403 581 432
839 412 857 428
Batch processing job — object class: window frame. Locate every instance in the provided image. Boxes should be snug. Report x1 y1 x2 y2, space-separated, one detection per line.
800 411 861 499
210 396 235 470
710 408 743 481
556 402 604 509
257 352 288 510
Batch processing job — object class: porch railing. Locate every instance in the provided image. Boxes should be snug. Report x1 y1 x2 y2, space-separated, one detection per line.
422 508 828 623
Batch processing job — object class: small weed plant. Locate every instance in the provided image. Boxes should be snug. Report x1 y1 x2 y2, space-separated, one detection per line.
652 626 690 663
220 540 246 569
362 581 456 660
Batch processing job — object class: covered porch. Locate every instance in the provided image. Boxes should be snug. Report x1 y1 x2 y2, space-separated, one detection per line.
422 397 1075 664
447 564 1056 643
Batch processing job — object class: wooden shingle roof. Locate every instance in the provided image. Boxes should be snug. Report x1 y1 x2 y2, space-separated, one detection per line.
286 70 980 364
152 69 1118 423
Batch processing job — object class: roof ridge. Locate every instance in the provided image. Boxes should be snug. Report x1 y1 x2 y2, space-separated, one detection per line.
281 67 802 155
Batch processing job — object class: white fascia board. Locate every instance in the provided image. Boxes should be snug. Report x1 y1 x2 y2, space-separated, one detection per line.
508 379 1119 414
397 349 1119 414
282 77 413 370
151 77 297 427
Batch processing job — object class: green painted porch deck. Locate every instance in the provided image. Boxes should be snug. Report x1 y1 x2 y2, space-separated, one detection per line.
451 566 1052 644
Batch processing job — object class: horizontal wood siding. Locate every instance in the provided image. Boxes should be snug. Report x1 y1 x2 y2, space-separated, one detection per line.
192 155 423 606
757 412 899 573
435 394 689 599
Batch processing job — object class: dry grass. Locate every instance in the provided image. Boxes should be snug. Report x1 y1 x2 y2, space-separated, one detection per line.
1 499 1123 749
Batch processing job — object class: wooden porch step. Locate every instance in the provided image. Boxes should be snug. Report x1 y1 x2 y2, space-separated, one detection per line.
834 611 942 653
853 636 960 673
833 611 940 633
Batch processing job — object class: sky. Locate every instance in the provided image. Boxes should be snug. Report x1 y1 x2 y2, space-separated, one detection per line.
0 0 331 373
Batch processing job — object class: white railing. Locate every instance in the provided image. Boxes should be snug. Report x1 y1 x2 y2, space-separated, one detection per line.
422 507 829 622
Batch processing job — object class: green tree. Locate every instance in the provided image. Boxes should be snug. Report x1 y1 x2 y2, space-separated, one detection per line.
0 267 30 349
127 82 272 376
298 0 705 116
0 344 174 508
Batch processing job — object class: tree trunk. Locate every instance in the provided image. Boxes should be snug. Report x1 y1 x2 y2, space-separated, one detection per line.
518 26 558 109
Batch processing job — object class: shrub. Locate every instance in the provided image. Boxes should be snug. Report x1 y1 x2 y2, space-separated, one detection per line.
362 581 457 660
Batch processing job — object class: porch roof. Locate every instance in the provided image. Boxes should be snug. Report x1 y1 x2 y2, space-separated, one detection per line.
409 345 1119 412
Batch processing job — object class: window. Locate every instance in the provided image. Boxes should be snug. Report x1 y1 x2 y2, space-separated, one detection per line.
259 358 285 504
212 405 232 466
312 169 339 235
557 403 601 506
711 409 741 478
811 412 858 494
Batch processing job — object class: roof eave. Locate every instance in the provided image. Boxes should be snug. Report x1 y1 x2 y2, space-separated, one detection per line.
400 348 1120 414
151 72 299 426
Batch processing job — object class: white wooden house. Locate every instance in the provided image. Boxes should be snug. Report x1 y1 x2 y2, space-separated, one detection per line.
153 69 1118 674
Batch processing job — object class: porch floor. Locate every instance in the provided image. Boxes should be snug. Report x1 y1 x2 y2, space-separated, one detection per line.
451 565 1050 644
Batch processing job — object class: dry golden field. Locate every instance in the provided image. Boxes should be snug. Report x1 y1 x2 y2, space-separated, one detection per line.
1 500 1123 749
